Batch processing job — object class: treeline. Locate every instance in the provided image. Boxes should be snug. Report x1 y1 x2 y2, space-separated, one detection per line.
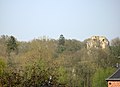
0 35 120 87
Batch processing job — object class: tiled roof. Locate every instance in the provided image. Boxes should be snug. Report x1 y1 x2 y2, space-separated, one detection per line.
106 68 120 81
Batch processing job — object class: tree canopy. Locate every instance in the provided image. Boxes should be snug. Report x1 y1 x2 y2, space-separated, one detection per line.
0 35 119 87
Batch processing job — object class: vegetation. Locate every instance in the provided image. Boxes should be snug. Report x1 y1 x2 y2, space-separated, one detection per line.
0 35 119 87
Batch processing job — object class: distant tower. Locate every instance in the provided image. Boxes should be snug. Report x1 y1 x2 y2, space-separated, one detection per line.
86 36 109 49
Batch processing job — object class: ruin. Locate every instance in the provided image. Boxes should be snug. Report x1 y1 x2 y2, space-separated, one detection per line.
86 36 109 49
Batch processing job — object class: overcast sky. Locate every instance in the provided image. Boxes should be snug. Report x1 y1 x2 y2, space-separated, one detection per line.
0 0 120 41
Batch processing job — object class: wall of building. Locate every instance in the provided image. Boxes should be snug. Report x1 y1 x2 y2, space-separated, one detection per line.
86 36 109 49
108 81 120 87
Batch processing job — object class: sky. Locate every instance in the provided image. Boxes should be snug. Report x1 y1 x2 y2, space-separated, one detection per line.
0 0 120 41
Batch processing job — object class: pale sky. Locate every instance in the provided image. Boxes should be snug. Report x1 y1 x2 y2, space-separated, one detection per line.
0 0 120 41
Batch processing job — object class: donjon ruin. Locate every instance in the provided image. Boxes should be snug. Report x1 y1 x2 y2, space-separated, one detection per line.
86 36 109 49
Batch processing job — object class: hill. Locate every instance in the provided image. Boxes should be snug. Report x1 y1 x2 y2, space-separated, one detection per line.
0 35 120 87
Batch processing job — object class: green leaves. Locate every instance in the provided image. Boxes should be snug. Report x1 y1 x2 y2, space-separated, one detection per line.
0 58 6 76
59 34 65 46
92 67 115 87
7 36 18 56
57 66 68 84
0 35 120 87
110 37 120 59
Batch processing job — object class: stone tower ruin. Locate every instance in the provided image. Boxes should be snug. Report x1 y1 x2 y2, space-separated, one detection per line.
86 36 109 49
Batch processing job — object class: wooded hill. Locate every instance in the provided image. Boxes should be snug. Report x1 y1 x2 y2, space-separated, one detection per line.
0 35 120 87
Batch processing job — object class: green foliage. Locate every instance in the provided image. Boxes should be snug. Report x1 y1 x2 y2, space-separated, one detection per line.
57 45 66 53
65 39 82 52
56 35 66 54
0 58 6 76
92 67 115 87
0 59 67 87
7 36 18 56
110 37 120 59
57 66 68 84
0 35 119 87
59 34 65 46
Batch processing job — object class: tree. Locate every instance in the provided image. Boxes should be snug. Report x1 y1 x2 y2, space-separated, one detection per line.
92 67 115 87
7 36 18 56
110 37 120 59
6 36 18 68
57 66 68 84
65 39 82 52
58 34 65 46
0 58 6 76
0 35 9 57
57 35 66 54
